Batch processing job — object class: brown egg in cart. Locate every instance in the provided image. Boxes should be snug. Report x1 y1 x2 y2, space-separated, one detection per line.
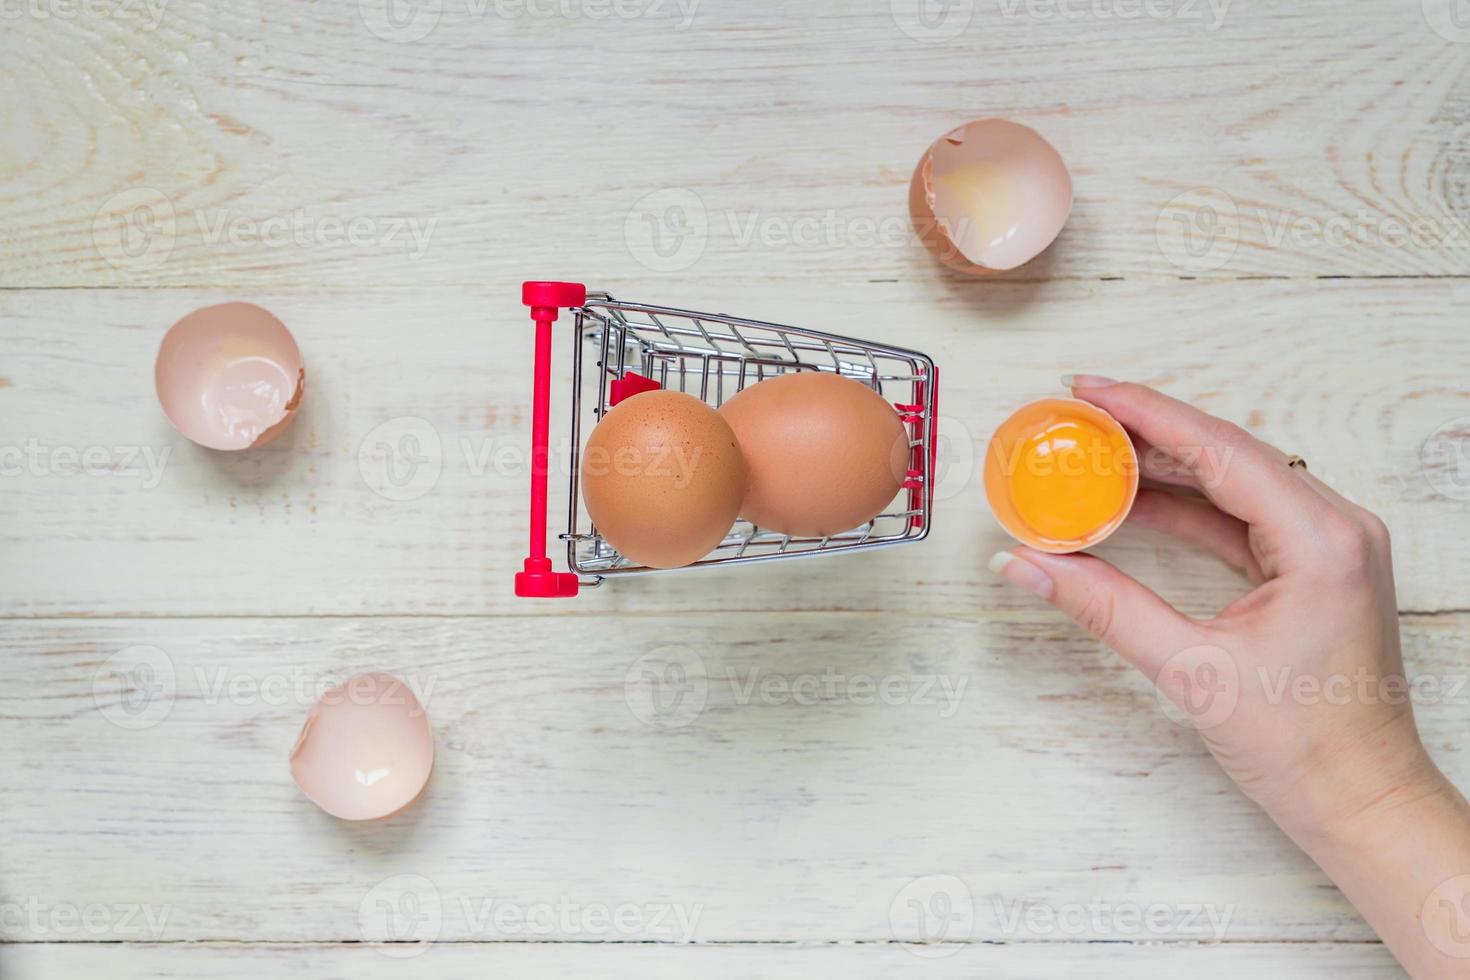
512 282 941 598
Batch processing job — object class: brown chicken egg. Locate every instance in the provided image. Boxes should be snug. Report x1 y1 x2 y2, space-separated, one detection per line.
719 371 909 538
581 390 748 569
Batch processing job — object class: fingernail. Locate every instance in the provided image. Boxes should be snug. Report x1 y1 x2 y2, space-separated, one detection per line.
1062 374 1118 389
988 551 1055 600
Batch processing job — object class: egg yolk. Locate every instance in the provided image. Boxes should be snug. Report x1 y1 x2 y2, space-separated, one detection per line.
1008 417 1131 543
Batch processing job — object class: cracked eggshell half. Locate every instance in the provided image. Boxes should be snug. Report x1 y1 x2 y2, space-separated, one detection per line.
909 119 1073 274
290 672 433 821
156 302 304 450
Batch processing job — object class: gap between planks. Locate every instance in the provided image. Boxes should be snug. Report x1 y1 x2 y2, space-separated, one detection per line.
1 609 1464 621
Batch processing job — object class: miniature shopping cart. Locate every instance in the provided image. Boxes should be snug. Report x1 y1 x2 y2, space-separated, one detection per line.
514 281 940 597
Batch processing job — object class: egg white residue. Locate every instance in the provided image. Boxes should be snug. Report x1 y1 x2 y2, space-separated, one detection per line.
910 118 1073 273
156 302 304 451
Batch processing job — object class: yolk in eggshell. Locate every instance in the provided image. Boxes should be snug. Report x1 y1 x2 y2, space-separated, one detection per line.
1007 416 1131 543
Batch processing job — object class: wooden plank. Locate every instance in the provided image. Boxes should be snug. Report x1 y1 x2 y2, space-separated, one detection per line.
3 279 1468 617
0 941 1408 979
2 2 1469 286
1 613 1464 943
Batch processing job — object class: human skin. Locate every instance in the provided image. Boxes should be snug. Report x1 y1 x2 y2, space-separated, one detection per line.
989 376 1470 979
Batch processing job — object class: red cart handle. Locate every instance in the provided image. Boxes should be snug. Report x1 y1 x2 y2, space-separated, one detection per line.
514 281 587 598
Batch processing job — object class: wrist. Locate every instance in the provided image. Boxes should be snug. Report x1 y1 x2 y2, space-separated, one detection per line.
1284 744 1452 853
1277 756 1470 979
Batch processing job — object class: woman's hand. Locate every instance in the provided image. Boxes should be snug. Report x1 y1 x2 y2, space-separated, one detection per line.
989 377 1470 979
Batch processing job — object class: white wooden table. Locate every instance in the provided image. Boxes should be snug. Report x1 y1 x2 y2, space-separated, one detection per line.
4 1 1468 975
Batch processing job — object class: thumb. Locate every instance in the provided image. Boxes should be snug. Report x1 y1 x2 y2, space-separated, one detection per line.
990 547 1202 677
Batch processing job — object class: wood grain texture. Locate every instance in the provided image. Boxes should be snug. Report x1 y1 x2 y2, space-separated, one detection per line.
1 614 1464 943
3 278 1468 617
3 1 1470 286
0 941 1409 979
5 1 1469 973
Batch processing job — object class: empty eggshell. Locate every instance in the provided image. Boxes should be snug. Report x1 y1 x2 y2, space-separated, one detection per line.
290 672 433 821
909 119 1073 274
156 302 304 450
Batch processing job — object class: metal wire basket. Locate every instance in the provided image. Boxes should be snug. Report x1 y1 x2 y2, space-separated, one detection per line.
514 281 939 598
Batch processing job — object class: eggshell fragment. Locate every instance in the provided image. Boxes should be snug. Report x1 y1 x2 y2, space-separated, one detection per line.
156 302 304 450
289 672 433 821
719 371 909 538
581 390 748 569
909 118 1073 274
984 398 1138 554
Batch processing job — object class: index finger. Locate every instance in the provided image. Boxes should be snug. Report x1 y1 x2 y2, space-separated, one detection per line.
1065 378 1334 554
